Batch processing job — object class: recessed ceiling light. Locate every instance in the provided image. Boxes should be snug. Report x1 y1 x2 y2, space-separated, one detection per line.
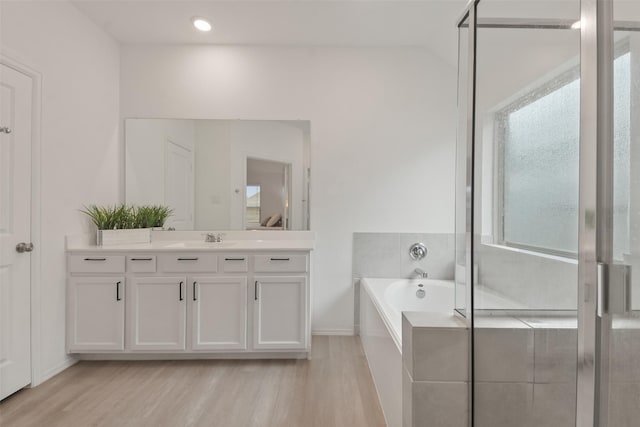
571 20 581 29
192 17 212 32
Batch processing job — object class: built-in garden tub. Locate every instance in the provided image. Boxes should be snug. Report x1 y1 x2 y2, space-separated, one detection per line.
359 278 455 427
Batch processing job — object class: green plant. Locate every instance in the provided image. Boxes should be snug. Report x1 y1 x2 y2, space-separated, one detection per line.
133 205 173 228
81 204 172 230
81 204 128 230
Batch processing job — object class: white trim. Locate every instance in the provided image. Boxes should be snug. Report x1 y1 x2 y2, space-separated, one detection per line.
39 357 77 385
311 329 355 336
0 53 44 386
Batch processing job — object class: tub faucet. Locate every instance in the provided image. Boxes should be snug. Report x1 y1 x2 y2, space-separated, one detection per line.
413 268 428 279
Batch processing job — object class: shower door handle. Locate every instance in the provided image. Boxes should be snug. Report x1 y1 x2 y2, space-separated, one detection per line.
597 262 632 317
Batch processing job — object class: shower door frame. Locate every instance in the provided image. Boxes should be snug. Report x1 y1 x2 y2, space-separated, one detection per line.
456 0 619 426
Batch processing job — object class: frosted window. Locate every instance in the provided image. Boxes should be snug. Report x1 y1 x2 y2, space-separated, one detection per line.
613 52 630 259
501 53 630 256
502 79 580 253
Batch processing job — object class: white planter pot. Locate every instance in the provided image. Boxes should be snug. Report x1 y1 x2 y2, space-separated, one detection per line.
97 228 152 246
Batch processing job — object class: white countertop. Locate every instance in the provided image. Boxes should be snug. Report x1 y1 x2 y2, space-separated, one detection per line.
66 231 315 252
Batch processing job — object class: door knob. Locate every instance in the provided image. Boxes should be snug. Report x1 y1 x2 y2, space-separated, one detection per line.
16 242 34 253
0 127 12 134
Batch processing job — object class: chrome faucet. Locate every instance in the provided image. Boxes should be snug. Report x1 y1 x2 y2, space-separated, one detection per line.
413 268 428 279
205 233 223 243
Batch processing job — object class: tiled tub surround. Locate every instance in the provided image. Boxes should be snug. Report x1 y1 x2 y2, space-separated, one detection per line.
473 313 640 427
476 243 578 310
359 278 456 427
353 233 455 280
402 312 469 427
477 245 640 311
363 282 640 427
353 232 455 333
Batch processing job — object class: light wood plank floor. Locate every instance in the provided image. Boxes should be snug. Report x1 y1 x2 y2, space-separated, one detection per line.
0 336 386 427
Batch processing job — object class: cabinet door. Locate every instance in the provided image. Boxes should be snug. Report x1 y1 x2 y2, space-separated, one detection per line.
253 276 308 350
128 276 186 351
67 276 125 352
189 276 247 351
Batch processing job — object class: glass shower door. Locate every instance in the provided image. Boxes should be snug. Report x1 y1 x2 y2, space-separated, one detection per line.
458 0 640 425
601 2 640 425
467 1 582 426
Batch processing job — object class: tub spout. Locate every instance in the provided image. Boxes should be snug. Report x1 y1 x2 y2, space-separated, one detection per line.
413 268 428 279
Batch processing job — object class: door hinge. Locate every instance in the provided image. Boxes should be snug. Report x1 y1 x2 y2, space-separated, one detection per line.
597 262 632 317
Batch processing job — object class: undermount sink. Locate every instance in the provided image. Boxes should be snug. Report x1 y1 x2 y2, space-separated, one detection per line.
161 241 238 249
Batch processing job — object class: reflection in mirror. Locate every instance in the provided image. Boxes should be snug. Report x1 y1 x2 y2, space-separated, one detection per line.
125 119 310 231
245 158 291 230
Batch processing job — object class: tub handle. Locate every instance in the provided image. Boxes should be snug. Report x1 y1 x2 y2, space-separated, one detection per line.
409 243 427 260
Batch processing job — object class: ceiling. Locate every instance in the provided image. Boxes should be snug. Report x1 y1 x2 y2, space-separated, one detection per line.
71 0 467 65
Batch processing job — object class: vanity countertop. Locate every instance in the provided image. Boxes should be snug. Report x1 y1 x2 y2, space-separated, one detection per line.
66 231 315 253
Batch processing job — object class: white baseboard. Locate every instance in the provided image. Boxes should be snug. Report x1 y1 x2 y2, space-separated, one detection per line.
312 328 355 336
36 356 78 385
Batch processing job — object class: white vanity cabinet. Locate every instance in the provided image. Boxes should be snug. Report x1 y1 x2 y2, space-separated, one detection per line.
189 276 248 350
127 276 187 351
253 276 308 350
66 255 127 352
66 245 311 358
252 254 309 350
67 276 125 351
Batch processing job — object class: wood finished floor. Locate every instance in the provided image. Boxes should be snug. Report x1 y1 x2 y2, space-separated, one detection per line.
0 336 385 427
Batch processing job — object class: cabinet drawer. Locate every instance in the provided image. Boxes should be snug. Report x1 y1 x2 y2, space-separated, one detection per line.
158 253 218 273
221 255 249 273
253 254 308 273
127 255 157 273
68 255 125 274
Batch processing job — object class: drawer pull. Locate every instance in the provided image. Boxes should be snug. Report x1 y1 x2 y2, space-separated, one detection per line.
255 281 259 301
193 281 198 301
179 281 184 301
270 257 290 261
116 281 122 301
225 257 245 261
84 257 106 261
131 258 153 261
177 257 199 261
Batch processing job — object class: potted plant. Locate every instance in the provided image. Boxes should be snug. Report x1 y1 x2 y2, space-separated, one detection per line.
81 204 172 246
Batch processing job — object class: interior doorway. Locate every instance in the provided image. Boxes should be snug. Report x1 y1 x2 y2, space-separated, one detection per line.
0 62 34 400
245 157 292 231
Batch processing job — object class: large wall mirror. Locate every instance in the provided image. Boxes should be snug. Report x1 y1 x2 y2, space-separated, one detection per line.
125 119 311 231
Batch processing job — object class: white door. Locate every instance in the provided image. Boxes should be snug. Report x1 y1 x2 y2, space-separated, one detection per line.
67 277 125 352
0 64 33 400
128 276 186 351
165 141 194 230
189 276 247 351
253 276 307 350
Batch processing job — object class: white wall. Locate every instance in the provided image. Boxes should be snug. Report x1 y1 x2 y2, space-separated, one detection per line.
0 2 120 380
121 45 457 334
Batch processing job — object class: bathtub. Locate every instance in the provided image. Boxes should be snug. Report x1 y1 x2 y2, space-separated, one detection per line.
359 278 454 427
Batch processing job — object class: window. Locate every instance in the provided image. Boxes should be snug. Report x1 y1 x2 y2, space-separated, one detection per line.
497 51 630 258
246 185 261 225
